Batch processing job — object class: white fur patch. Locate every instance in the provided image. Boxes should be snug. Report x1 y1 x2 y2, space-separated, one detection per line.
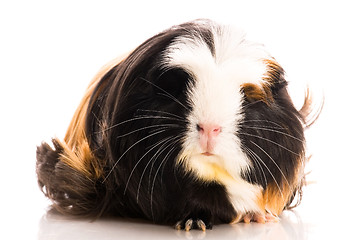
223 176 263 214
164 22 270 213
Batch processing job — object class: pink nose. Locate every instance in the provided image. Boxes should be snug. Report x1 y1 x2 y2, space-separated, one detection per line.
197 124 221 137
197 123 222 153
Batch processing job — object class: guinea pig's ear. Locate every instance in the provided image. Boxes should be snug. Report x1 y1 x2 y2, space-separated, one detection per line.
241 59 287 105
241 83 274 105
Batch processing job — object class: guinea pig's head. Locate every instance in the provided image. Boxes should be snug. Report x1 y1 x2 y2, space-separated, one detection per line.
89 20 307 185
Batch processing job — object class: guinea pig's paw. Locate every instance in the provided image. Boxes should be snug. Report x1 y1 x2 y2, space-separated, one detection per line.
242 212 265 223
265 212 279 222
233 211 279 224
175 218 212 231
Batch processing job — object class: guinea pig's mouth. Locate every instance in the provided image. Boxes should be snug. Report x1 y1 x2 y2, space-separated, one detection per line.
201 152 214 157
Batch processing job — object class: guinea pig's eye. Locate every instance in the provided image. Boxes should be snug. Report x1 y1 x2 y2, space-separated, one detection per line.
154 68 190 98
241 83 274 105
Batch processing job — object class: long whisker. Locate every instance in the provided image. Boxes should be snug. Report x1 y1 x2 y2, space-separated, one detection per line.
123 136 172 195
102 129 167 183
117 123 181 138
242 126 304 142
243 146 267 186
239 132 300 155
136 136 176 202
147 135 182 191
91 110 105 131
242 119 285 129
139 77 188 110
243 125 285 131
250 140 291 189
97 115 184 134
246 147 284 200
150 140 179 222
136 109 184 120
242 119 304 137
145 134 174 150
242 100 263 109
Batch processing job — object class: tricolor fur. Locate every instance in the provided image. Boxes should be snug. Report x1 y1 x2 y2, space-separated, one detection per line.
36 20 313 229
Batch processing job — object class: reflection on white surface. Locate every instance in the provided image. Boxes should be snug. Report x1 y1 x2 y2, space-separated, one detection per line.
38 210 309 240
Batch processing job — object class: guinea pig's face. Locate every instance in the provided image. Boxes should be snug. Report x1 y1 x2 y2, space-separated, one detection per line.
158 25 281 181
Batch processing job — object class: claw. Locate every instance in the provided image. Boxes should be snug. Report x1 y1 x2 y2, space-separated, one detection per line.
175 217 212 231
175 221 182 230
196 219 206 231
184 219 193 231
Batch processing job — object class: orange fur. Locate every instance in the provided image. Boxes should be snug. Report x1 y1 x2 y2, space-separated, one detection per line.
58 54 130 179
263 59 284 84
263 158 304 216
263 183 292 216
241 83 274 105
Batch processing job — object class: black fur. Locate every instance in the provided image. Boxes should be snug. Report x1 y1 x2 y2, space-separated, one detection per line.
36 20 308 229
36 139 106 217
240 83 305 189
82 22 235 226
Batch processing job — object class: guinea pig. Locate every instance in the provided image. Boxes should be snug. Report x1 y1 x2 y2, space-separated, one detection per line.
36 19 316 231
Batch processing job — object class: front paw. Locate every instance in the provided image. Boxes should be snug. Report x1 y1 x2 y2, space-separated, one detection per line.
175 218 212 231
232 211 279 224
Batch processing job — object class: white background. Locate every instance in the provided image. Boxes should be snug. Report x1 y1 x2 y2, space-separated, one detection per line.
1 0 360 239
